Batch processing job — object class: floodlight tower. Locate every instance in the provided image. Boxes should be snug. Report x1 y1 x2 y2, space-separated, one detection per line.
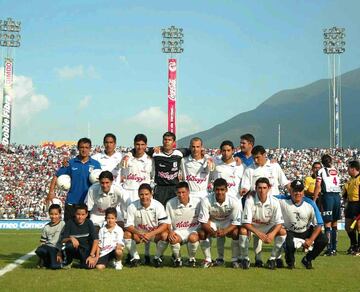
0 17 21 148
323 27 345 148
161 26 184 140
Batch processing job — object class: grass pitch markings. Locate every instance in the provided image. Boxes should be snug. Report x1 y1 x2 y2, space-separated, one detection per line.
0 249 36 277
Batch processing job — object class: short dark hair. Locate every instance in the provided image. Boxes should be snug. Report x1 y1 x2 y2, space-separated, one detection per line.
312 161 321 168
190 137 203 146
77 137 91 148
163 131 176 141
348 160 360 171
251 145 266 155
240 134 255 145
138 183 152 194
255 177 271 187
75 204 88 213
176 181 189 190
220 140 234 150
103 133 116 143
99 170 114 181
105 207 117 218
48 204 62 214
213 178 228 189
134 133 147 144
321 154 332 168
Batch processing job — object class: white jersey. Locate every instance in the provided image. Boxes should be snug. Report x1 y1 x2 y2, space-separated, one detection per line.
119 152 154 190
242 193 283 227
211 158 244 199
181 155 211 197
276 195 323 233
241 160 289 196
198 192 242 225
125 198 170 232
316 167 341 193
92 151 123 181
85 183 130 221
166 196 201 232
98 224 124 257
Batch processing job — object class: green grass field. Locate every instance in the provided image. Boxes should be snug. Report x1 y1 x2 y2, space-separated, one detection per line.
0 230 359 292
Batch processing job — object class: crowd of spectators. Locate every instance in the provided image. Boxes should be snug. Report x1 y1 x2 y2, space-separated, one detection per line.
0 143 358 220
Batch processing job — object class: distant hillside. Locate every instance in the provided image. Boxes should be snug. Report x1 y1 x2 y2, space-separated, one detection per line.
178 68 360 148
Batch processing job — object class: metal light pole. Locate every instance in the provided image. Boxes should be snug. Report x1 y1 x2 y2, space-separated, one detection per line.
323 27 345 148
161 26 184 141
0 17 21 149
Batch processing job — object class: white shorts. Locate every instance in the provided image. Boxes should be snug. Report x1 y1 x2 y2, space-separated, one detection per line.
90 214 106 227
189 190 208 200
122 187 138 203
174 228 198 242
209 220 232 231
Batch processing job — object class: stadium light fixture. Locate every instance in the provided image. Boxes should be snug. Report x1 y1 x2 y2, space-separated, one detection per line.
162 25 184 56
323 26 345 148
0 18 21 48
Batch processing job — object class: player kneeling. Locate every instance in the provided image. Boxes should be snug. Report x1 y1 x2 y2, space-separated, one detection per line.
239 177 286 270
158 182 202 267
96 207 124 270
124 183 170 267
198 178 242 268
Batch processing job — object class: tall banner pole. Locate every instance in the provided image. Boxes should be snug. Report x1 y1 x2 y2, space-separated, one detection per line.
168 58 177 141
2 58 13 148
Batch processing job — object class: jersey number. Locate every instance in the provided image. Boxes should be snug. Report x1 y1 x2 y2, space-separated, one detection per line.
333 177 338 186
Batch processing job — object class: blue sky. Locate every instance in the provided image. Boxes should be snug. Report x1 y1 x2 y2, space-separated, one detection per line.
1 0 360 146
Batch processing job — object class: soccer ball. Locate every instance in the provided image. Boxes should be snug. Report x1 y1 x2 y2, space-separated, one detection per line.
89 169 102 184
56 174 71 191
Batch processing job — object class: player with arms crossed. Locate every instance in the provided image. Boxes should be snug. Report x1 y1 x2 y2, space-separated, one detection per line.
180 137 213 200
241 145 290 197
198 178 242 268
124 183 170 267
239 177 286 270
313 154 341 256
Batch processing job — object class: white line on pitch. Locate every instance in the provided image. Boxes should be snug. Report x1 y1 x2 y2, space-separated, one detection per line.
0 249 36 277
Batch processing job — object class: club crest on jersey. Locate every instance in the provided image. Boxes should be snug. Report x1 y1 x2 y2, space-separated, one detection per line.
173 162 178 168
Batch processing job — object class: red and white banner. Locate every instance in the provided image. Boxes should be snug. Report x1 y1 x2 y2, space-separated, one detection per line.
167 58 177 135
2 58 14 147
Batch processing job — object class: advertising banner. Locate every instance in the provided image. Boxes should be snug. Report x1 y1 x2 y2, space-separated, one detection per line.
0 220 50 229
167 58 177 136
2 58 13 147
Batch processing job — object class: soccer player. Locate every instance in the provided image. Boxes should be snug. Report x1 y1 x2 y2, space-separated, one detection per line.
85 171 130 228
239 177 286 270
58 204 99 269
276 180 327 269
234 133 255 167
304 162 322 201
211 140 244 199
92 133 123 182
180 137 213 199
47 138 101 221
198 178 242 268
313 154 341 256
152 132 184 206
124 183 170 267
96 207 124 270
163 181 201 267
118 134 154 202
35 204 65 269
241 145 290 197
342 160 360 255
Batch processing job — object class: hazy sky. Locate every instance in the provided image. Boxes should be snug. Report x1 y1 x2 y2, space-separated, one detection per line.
1 0 360 146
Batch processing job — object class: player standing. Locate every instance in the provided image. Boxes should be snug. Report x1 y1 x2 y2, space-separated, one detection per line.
180 137 213 199
313 154 341 256
234 133 255 167
342 160 360 255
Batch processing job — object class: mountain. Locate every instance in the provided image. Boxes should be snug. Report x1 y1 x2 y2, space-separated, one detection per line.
178 67 360 148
